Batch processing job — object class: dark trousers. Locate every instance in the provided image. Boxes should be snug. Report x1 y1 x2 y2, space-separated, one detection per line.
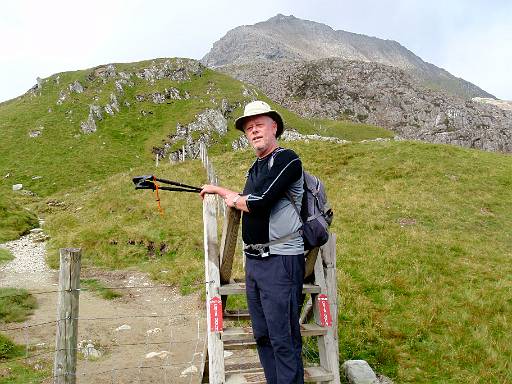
245 254 305 384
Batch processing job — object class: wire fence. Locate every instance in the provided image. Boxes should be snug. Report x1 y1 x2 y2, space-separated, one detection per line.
0 282 208 384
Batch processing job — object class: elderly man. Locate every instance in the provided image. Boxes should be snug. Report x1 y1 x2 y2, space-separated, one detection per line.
200 100 305 383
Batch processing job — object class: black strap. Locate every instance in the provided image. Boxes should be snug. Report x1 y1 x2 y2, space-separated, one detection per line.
285 192 304 225
244 230 302 252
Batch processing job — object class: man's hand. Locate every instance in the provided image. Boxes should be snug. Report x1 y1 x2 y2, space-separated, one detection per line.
200 184 249 212
200 184 220 199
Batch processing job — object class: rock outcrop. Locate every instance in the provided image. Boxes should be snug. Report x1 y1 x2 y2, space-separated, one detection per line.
223 59 512 152
73 59 204 134
152 108 229 162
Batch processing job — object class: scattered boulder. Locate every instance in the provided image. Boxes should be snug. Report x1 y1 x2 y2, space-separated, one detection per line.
115 324 131 331
281 129 350 144
12 184 23 191
342 360 378 384
78 340 102 359
90 104 103 121
56 90 67 105
145 350 170 359
180 365 198 376
164 87 181 100
69 80 84 94
29 127 44 138
110 93 120 113
104 104 114 116
80 111 97 133
152 92 165 104
232 135 249 150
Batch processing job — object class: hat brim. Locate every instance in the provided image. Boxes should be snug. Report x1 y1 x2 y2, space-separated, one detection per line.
235 111 284 138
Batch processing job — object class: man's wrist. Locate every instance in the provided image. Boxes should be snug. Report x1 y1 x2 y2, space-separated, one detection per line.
233 194 241 209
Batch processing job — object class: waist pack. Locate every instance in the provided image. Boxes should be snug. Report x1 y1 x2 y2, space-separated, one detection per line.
287 171 333 250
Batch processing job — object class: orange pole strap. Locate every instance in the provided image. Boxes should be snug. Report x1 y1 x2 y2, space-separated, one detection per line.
153 176 164 216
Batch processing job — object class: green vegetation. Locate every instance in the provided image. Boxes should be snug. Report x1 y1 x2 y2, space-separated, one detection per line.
0 333 23 360
0 291 48 383
81 279 122 300
213 141 512 383
0 289 37 324
0 249 13 265
42 161 207 295
0 332 49 384
0 58 510 382
0 191 38 242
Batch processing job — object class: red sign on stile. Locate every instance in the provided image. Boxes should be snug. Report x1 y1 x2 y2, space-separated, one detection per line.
317 294 332 327
209 296 223 333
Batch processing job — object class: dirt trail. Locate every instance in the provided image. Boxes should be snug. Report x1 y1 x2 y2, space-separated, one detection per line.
0 233 206 383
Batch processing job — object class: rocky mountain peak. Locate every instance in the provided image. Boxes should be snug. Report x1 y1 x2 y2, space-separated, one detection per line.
202 14 494 99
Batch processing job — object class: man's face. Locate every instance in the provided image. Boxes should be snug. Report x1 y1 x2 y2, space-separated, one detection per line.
243 115 278 157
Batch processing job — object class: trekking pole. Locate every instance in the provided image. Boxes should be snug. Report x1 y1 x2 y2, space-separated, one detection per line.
132 175 202 215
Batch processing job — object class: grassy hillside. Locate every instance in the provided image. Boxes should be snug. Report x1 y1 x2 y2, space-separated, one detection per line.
0 57 389 198
40 138 512 382
215 140 512 383
1 58 510 382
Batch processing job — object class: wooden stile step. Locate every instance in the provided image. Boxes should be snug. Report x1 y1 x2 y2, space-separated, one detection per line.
222 323 327 342
225 366 334 383
224 309 251 320
219 282 321 295
225 361 261 374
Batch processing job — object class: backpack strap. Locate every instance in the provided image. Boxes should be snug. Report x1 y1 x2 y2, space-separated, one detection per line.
244 229 303 253
285 191 304 225
245 191 304 254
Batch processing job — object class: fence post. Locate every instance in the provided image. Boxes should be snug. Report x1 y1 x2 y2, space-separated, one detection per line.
53 248 81 384
202 196 225 383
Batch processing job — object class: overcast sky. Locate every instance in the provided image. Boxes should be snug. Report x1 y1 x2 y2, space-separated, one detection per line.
1 0 511 102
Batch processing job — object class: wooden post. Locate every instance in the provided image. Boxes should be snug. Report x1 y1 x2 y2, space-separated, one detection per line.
203 196 225 383
155 153 159 167
53 248 81 384
219 207 241 284
304 247 320 280
313 235 340 384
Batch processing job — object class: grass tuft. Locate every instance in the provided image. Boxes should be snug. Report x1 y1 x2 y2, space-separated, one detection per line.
0 288 37 324
0 248 14 265
81 279 122 300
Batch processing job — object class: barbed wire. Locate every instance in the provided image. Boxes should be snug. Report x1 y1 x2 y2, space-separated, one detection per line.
1 313 205 332
0 280 215 300
0 335 208 367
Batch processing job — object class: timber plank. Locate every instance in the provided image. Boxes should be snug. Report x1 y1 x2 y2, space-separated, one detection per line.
224 309 251 320
225 366 333 383
222 324 328 342
219 282 321 295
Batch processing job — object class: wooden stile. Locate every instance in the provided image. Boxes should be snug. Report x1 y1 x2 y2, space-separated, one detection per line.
199 144 341 383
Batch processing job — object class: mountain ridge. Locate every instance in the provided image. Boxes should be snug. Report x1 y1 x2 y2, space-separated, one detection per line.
202 14 494 100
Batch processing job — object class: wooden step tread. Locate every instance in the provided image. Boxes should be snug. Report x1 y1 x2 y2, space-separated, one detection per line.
225 366 333 383
224 309 251 319
222 323 327 342
220 282 321 295
225 361 261 373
